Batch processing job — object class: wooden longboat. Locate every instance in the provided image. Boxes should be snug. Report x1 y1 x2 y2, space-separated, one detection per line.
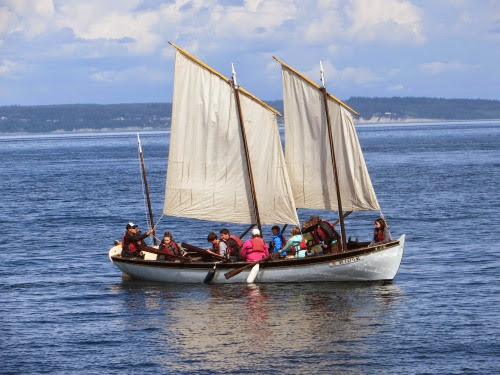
109 236 404 283
108 44 405 284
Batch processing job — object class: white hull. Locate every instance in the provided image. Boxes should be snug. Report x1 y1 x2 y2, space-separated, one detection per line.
109 235 405 283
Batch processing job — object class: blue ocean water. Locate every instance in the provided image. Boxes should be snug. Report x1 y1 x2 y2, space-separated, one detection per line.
0 121 499 374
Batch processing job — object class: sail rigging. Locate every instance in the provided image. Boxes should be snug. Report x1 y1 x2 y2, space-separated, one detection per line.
164 44 299 225
275 57 380 212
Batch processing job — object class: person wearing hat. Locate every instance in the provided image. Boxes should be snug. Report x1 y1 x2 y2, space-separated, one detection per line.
240 228 269 262
121 222 153 258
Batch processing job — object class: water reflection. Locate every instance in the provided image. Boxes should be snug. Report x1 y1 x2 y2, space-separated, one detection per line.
109 280 404 372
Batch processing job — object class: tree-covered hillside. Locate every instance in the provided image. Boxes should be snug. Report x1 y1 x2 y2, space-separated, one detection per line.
0 103 171 133
344 97 500 120
0 97 499 133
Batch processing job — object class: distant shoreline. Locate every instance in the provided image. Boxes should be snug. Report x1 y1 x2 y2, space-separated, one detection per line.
1 97 499 133
1 118 498 137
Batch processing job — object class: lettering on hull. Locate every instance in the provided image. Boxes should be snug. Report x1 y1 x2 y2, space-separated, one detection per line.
330 256 361 266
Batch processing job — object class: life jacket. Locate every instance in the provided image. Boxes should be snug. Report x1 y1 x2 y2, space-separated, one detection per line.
271 233 286 251
293 237 308 252
122 234 138 254
161 241 181 256
374 229 384 242
225 236 241 257
316 220 339 244
211 242 220 255
230 235 243 249
249 237 266 253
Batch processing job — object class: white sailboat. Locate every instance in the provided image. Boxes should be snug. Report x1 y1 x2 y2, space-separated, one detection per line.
108 45 404 283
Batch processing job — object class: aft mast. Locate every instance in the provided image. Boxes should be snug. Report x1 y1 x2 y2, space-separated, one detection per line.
274 56 380 247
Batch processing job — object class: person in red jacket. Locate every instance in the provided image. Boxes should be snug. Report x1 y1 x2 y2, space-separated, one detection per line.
240 228 269 262
121 222 153 258
369 218 392 246
158 231 183 259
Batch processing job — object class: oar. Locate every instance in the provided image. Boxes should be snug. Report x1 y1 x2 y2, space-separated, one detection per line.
332 211 352 226
224 252 278 280
239 223 256 239
138 244 190 262
181 242 229 262
246 263 260 283
204 263 217 284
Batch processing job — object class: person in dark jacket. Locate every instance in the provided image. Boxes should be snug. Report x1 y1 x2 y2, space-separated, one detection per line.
302 215 340 254
219 228 242 261
121 222 153 258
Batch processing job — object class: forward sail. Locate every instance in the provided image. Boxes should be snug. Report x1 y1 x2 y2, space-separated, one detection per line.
278 59 380 212
164 45 299 225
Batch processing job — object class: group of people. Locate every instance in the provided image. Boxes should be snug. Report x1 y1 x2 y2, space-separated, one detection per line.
207 228 267 262
120 222 184 259
269 215 341 258
120 216 392 261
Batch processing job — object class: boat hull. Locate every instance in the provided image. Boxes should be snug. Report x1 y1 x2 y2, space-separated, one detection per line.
109 235 405 283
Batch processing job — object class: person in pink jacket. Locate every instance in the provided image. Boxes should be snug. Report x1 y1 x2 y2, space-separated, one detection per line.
240 228 269 262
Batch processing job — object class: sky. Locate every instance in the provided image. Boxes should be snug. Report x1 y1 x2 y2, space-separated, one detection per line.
0 0 499 105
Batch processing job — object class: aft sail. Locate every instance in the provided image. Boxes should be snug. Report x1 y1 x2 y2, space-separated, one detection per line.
276 58 380 212
164 44 299 225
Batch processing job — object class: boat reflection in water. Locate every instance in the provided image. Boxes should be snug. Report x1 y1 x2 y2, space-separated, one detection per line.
111 282 403 372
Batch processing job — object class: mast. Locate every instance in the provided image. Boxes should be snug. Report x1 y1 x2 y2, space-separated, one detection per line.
320 61 346 251
231 63 262 234
137 134 157 245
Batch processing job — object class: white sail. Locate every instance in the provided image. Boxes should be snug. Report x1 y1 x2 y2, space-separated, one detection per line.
164 48 299 225
280 64 380 211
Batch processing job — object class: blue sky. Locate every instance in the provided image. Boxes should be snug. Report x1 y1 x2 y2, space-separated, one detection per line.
0 0 498 105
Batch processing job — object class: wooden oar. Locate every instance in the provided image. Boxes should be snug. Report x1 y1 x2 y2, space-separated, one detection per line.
246 263 260 283
224 252 278 280
181 242 229 262
203 263 217 284
239 223 256 239
138 244 190 262
332 211 352 226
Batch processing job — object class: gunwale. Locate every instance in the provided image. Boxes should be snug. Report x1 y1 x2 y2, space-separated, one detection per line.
110 239 400 270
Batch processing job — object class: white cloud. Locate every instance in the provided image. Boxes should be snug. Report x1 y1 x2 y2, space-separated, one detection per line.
0 6 20 36
203 0 297 40
345 0 425 43
90 66 167 83
388 83 404 91
54 0 163 54
302 60 381 88
1 0 54 38
419 60 480 75
0 59 18 77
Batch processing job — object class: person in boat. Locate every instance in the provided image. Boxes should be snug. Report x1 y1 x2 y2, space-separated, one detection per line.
301 220 323 255
207 232 230 259
269 225 286 254
302 215 340 254
240 228 269 262
121 222 153 258
280 227 308 258
158 231 183 260
219 228 242 261
369 218 392 246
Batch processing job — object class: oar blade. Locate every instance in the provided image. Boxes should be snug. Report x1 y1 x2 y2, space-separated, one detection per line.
246 263 260 283
203 266 216 284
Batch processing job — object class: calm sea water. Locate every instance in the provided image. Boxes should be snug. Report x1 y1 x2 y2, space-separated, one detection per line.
0 121 499 374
